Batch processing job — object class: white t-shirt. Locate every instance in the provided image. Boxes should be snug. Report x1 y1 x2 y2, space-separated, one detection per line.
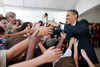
0 50 6 67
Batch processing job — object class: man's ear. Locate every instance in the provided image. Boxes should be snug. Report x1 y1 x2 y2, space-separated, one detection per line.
74 14 77 19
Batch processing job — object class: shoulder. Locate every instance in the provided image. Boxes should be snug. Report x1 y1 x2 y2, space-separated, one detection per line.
79 19 89 24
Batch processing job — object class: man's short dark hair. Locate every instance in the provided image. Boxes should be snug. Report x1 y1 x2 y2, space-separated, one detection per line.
0 26 5 35
68 9 79 19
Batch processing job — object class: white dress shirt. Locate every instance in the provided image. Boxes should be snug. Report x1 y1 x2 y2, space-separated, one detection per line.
61 22 77 30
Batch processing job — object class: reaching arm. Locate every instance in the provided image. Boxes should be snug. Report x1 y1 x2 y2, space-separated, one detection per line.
85 58 95 67
81 49 95 67
26 31 41 60
64 19 89 35
25 37 35 60
56 32 66 48
6 37 29 60
38 42 46 53
74 39 79 67
9 47 63 67
6 26 53 60
8 27 32 37
49 20 89 35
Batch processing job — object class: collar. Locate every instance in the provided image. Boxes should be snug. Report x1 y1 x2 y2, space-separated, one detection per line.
72 22 77 26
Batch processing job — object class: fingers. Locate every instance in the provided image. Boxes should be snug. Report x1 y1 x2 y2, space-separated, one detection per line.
47 31 53 34
47 27 53 29
56 51 63 56
32 30 39 37
74 39 79 44
48 46 55 50
81 49 87 56
34 30 39 36
53 48 61 52
81 49 88 58
26 26 30 29
56 52 63 60
55 49 62 60
48 29 53 32
81 49 85 52
70 37 75 40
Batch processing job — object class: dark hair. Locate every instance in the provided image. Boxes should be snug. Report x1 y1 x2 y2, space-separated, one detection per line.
45 13 48 16
39 20 44 26
15 19 21 26
55 57 76 67
18 22 32 32
68 9 79 19
0 26 5 35
0 17 6 21
4 35 26 49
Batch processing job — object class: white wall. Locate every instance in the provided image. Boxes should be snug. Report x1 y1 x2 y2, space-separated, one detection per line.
75 0 100 15
79 7 100 23
0 7 5 14
0 7 66 24
0 0 3 7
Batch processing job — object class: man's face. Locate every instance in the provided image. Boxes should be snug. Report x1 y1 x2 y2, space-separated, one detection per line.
0 19 7 30
8 15 16 24
66 11 77 24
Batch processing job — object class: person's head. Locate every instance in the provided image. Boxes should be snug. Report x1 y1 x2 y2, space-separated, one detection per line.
6 12 16 24
15 19 21 26
19 22 32 31
0 26 5 35
95 64 100 67
93 26 96 30
96 25 100 30
38 20 44 26
66 9 79 25
0 17 7 30
45 13 48 17
89 25 92 30
55 57 76 67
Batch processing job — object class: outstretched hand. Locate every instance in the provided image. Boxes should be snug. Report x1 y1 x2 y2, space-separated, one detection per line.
69 37 75 45
23 27 31 34
81 49 88 59
37 26 53 36
74 39 79 48
30 30 42 46
43 46 63 62
48 21 58 27
60 32 66 39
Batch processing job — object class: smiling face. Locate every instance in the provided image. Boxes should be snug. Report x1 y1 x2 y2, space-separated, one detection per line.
0 19 7 30
66 11 78 25
6 12 16 25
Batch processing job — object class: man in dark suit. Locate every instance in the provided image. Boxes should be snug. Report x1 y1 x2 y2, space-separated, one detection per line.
49 10 99 67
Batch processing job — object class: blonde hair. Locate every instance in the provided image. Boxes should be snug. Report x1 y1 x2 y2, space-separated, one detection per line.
5 12 16 18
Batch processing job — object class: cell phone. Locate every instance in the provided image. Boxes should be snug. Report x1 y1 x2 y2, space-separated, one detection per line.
59 22 64 24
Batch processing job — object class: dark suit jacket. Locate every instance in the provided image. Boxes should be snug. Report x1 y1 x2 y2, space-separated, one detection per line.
53 19 99 67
